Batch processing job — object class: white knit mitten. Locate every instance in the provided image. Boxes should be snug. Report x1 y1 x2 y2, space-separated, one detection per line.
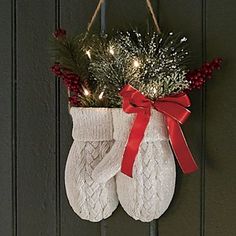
92 109 176 222
116 110 176 222
65 107 118 222
92 108 135 184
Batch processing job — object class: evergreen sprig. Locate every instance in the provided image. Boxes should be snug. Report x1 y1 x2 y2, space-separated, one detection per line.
51 35 88 80
51 31 112 107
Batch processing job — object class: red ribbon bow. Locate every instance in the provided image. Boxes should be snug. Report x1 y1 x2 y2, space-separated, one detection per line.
119 84 198 177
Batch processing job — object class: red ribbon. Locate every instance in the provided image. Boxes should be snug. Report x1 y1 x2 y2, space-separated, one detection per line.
119 84 198 177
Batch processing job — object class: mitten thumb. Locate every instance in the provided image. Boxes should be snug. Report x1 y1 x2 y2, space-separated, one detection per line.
92 141 126 183
92 108 135 183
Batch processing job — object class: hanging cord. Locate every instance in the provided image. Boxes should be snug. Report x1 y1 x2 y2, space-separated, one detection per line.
87 0 105 32
145 0 161 34
87 0 161 33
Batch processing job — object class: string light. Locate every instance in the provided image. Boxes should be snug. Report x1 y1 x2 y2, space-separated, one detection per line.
86 50 91 59
98 91 104 100
109 46 115 55
83 87 90 96
133 60 140 68
87 31 191 104
180 37 187 42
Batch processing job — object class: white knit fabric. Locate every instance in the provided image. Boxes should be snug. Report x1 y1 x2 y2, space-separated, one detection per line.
65 107 118 222
92 108 176 222
92 108 135 183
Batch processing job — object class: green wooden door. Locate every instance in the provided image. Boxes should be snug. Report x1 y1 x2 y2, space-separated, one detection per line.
0 0 235 235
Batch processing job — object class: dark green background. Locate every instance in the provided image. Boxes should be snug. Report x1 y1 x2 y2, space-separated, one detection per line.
0 0 235 235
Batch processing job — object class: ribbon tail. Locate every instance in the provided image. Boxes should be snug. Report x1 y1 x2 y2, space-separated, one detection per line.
121 111 150 177
167 117 198 174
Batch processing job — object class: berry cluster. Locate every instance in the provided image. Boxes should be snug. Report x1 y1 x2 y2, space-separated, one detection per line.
53 28 66 39
51 64 81 106
186 58 223 90
68 95 80 106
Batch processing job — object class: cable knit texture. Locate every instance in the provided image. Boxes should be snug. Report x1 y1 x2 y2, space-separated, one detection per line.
92 109 135 183
65 107 118 222
92 108 176 222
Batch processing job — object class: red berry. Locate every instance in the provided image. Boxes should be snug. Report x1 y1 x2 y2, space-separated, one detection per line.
53 28 66 39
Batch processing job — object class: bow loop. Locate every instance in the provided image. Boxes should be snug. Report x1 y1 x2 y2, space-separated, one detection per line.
130 92 151 109
120 85 152 114
154 99 190 124
158 93 191 107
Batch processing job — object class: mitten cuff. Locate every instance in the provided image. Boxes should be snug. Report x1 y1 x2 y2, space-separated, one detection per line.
112 109 135 141
70 107 113 141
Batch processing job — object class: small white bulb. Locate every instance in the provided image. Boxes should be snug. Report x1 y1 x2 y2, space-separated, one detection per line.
180 37 187 42
98 91 104 100
109 47 115 55
83 88 90 96
86 50 91 59
133 60 140 68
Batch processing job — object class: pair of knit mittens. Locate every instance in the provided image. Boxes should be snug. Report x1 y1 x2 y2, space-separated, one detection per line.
65 107 176 222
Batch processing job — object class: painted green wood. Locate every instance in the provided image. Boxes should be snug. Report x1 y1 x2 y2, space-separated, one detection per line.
0 1 14 235
60 1 101 235
158 1 203 235
106 0 148 33
16 1 56 235
205 1 236 235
